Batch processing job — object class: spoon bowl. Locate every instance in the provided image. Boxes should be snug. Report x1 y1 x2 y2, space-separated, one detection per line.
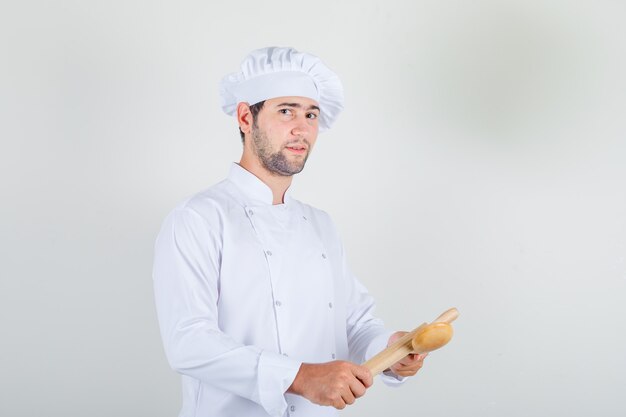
411 322 453 353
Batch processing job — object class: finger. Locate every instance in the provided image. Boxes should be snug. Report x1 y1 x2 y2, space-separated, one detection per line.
396 356 413 366
388 331 407 346
348 376 367 399
332 398 347 410
391 361 423 375
399 359 424 370
400 356 419 366
401 352 427 366
395 362 422 371
404 364 423 373
341 386 356 405
351 365 373 388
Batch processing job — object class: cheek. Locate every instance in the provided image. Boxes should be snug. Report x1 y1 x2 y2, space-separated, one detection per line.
264 128 289 150
309 121 319 136
264 121 287 137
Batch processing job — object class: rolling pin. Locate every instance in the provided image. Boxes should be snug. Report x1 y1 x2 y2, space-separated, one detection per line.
363 307 459 376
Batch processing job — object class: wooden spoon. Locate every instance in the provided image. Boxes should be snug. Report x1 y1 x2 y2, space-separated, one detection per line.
363 307 459 376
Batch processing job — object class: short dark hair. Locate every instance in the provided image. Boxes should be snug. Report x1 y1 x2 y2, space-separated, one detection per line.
239 101 265 142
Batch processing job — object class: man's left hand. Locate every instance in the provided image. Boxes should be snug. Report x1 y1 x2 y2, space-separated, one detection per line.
386 331 428 377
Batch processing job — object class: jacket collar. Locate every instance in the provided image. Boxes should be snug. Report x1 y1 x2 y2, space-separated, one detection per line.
227 162 293 206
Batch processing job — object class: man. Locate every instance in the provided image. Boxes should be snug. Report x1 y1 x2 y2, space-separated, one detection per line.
153 47 426 417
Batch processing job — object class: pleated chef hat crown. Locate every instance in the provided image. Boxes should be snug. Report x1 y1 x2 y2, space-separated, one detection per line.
220 47 344 132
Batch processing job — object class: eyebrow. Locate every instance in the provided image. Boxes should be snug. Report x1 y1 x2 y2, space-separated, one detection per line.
275 102 320 112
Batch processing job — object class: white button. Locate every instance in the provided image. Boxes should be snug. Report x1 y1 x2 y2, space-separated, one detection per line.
328 302 333 308
248 209 254 215
321 253 327 259
331 353 336 359
266 250 272 256
290 405 296 412
283 352 288 357
275 300 282 307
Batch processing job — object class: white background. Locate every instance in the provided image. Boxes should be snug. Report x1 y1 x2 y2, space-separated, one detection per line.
1 1 625 416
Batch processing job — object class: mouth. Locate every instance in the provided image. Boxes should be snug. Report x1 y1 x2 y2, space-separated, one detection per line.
285 145 308 155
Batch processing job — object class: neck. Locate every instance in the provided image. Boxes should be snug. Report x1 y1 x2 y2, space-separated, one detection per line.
239 155 293 205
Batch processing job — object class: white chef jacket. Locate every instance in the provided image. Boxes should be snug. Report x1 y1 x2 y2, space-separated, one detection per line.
153 163 404 417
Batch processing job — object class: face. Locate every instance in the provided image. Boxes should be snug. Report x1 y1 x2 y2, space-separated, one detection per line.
249 96 320 176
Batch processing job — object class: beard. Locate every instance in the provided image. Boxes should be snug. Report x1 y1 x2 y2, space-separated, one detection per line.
251 123 310 176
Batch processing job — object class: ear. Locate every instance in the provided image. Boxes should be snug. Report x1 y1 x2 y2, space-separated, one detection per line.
237 102 253 136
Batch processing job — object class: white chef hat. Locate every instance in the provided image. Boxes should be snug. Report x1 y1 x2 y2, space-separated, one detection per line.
219 47 344 132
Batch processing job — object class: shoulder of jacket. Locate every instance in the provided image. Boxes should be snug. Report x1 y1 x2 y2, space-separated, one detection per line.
292 199 338 230
171 179 238 225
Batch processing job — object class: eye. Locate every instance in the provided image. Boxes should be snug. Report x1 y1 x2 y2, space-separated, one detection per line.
306 112 319 120
279 108 292 115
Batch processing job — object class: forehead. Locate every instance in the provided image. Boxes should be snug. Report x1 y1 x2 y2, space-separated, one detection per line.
264 96 320 110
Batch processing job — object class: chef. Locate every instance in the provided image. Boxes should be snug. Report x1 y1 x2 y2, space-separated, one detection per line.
153 46 426 417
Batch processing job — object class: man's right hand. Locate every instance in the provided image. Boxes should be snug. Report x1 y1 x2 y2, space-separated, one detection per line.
287 361 373 409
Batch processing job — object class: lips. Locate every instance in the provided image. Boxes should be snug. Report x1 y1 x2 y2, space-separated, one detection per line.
285 144 307 154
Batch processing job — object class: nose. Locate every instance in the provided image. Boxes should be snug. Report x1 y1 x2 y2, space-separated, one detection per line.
291 115 316 137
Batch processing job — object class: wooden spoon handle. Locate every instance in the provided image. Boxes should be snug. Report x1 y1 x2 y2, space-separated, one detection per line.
432 307 459 324
363 323 427 376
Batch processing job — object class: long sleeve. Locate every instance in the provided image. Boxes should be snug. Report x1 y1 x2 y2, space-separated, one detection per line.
152 206 302 417
341 243 407 386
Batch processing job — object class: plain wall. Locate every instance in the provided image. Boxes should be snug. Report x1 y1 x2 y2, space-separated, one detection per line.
1 1 625 416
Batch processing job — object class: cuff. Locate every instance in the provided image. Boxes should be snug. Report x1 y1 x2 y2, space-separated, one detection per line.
257 350 303 417
381 369 408 386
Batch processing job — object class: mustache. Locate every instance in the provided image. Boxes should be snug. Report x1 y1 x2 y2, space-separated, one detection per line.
285 138 311 148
